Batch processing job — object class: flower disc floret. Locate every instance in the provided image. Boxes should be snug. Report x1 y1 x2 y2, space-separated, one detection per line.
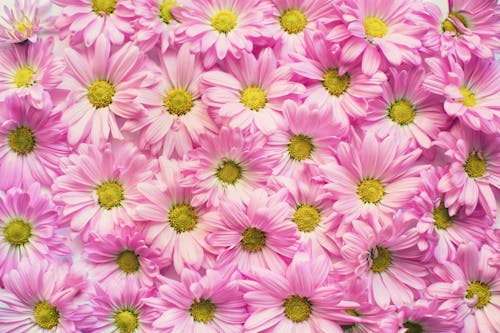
34 301 60 330
241 227 266 252
8 126 36 155
189 298 216 323
279 9 307 34
3 218 32 246
283 295 312 323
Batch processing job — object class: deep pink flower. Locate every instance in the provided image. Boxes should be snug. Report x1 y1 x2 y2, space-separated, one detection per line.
397 299 461 333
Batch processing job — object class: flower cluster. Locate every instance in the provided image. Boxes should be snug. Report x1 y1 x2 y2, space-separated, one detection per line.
0 0 499 332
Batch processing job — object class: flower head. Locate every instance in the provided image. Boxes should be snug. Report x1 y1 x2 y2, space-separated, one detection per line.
0 0 53 43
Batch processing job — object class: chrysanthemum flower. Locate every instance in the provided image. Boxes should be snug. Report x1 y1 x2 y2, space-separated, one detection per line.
180 127 274 208
336 218 429 308
52 0 135 46
364 67 449 149
0 183 69 280
145 268 247 333
52 142 157 241
0 94 69 189
319 132 423 226
0 259 86 333
0 37 64 108
397 299 461 333
0 0 52 43
174 0 273 68
206 188 298 273
424 56 500 134
61 36 153 145
201 48 304 135
135 158 215 274
124 44 217 158
328 0 423 75
426 243 500 332
291 31 386 130
435 124 499 217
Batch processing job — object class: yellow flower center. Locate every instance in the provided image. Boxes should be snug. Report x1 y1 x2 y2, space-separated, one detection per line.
459 87 477 107
116 250 140 274
370 246 392 273
211 10 237 33
241 227 266 252
283 295 312 323
357 178 384 204
190 298 216 323
14 66 35 88
96 181 125 210
114 309 139 333
216 160 242 185
240 86 267 111
464 152 486 178
442 11 469 33
403 321 424 333
92 0 117 16
8 126 36 155
164 88 194 116
364 17 388 38
293 204 320 232
279 9 307 34
159 0 179 24
34 301 59 330
323 68 350 96
88 80 116 108
388 99 416 126
466 281 491 309
288 134 314 161
168 203 197 233
15 20 32 35
3 218 32 246
433 201 453 230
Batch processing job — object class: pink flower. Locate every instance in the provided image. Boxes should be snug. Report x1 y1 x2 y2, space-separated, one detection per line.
0 94 69 189
52 141 157 241
0 0 53 43
123 43 217 158
397 299 461 333
435 124 500 217
201 48 304 135
0 259 86 333
206 188 298 273
145 268 247 332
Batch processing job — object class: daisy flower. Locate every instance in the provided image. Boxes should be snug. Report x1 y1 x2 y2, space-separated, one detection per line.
201 48 304 135
0 94 69 189
0 259 86 333
426 243 500 332
335 218 429 309
61 36 154 145
145 268 247 333
51 0 135 46
435 124 500 217
328 0 423 75
206 188 298 274
52 142 157 241
0 37 64 108
363 67 449 149
123 43 217 159
180 127 274 208
0 183 70 279
397 299 461 333
319 132 423 226
424 56 500 134
0 0 53 43
291 31 386 130
135 158 215 274
174 0 273 68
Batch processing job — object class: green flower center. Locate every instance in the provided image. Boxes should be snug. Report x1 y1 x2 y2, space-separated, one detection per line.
323 68 350 96
190 298 216 323
88 80 116 108
92 0 117 16
442 11 469 33
14 66 35 87
116 250 140 274
8 126 36 155
168 203 197 233
293 204 320 232
216 160 242 185
164 88 194 116
357 178 384 204
403 321 424 333
114 309 139 333
459 87 477 107
370 246 392 273
240 86 267 111
34 301 59 330
464 152 486 178
159 0 179 24
241 227 266 252
433 201 453 230
388 99 416 126
283 295 312 323
211 10 237 33
279 9 307 34
364 17 388 38
288 134 314 161
3 218 32 246
466 281 491 309
96 181 125 210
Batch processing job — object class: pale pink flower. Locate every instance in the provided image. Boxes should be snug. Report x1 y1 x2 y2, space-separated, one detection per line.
397 299 461 333
0 0 53 43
